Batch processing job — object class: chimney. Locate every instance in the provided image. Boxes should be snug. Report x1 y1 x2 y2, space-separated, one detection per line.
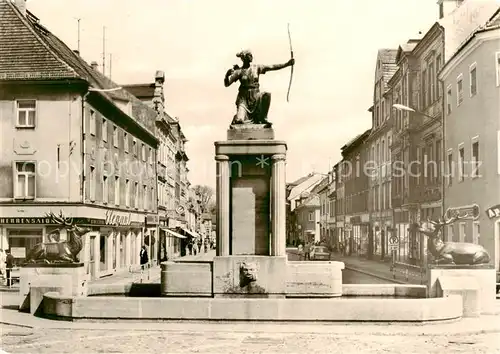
14 0 26 16
90 61 99 71
153 70 166 116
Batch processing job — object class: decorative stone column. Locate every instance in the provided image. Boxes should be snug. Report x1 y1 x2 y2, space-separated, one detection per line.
215 154 230 256
271 154 286 256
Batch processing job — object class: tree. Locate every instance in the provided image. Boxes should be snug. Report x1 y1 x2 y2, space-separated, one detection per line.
192 185 214 212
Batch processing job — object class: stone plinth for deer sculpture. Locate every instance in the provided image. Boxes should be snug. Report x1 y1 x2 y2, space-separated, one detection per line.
19 211 90 314
419 213 496 315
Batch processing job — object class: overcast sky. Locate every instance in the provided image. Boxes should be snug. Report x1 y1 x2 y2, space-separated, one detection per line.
27 0 438 188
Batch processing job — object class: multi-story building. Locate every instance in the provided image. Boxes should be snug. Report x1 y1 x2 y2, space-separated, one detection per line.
367 49 397 260
325 170 337 249
123 72 193 258
0 0 159 277
341 130 371 256
334 162 346 250
293 192 321 244
316 177 330 243
439 9 500 278
286 172 325 244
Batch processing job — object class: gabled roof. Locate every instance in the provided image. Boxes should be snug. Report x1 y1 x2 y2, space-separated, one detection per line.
122 84 155 100
311 176 329 194
377 49 398 90
296 194 320 209
0 0 157 136
341 128 371 154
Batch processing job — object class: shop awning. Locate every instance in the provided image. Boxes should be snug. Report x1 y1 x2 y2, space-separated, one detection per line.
161 227 186 239
180 228 198 238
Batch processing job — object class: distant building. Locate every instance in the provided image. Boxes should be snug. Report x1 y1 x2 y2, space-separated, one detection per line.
439 8 500 276
341 130 371 256
293 193 321 244
0 0 159 277
286 173 325 244
123 73 193 258
367 48 398 261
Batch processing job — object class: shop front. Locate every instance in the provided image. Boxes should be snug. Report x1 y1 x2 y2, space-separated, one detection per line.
0 206 154 279
393 209 410 263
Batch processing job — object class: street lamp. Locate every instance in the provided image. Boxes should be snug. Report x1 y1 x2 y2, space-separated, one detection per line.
392 104 435 120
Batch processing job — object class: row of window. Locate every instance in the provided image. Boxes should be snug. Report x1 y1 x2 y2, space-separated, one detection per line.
89 109 154 164
446 62 477 114
446 221 480 244
446 140 480 185
88 166 155 210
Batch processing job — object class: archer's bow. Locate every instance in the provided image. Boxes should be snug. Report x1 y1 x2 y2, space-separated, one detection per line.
286 23 294 102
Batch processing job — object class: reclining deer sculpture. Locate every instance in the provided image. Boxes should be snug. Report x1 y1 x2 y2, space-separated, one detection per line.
418 213 490 265
26 211 90 264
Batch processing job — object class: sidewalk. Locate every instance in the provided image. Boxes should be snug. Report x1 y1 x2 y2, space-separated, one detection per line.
0 249 217 292
332 253 426 285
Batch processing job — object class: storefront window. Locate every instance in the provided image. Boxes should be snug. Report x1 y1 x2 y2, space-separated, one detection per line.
89 235 95 277
100 233 108 271
112 233 117 269
120 233 125 268
7 229 43 266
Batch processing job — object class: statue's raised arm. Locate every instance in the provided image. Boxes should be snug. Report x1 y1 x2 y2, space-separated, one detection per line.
223 49 295 128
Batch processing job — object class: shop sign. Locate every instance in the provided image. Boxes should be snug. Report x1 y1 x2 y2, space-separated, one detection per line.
350 216 361 224
146 214 159 225
0 217 53 225
105 210 132 226
486 204 500 219
445 204 480 220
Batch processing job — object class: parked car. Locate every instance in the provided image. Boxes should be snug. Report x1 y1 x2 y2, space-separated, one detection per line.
309 246 330 261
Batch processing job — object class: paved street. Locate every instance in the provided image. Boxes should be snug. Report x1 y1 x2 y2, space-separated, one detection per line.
2 323 500 353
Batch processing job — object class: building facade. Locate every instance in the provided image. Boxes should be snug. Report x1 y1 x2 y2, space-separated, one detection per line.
123 73 196 259
367 49 397 260
439 10 500 276
286 172 325 244
294 193 321 244
0 0 159 277
341 130 371 256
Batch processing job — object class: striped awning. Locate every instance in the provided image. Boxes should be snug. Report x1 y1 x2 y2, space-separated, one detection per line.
161 227 186 239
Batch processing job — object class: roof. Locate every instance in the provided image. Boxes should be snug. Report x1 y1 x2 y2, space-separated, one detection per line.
341 129 371 153
288 173 315 187
311 176 329 194
377 49 398 90
122 83 155 99
0 0 157 136
295 195 320 209
440 6 500 77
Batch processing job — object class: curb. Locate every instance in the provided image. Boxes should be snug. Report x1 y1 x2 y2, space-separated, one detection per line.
344 265 406 284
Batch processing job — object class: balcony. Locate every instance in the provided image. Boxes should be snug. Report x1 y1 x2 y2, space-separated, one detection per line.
409 182 442 204
157 163 167 182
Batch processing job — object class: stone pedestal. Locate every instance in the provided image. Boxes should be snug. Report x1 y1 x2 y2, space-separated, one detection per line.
215 135 287 257
160 261 212 297
19 263 88 313
427 264 496 314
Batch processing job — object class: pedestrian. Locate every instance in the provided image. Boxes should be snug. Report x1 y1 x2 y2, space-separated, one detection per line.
5 250 14 287
0 249 5 280
204 237 208 253
139 245 148 281
187 240 193 255
304 243 310 261
197 238 202 254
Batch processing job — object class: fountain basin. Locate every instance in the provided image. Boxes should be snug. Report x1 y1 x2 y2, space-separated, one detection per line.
42 291 462 322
